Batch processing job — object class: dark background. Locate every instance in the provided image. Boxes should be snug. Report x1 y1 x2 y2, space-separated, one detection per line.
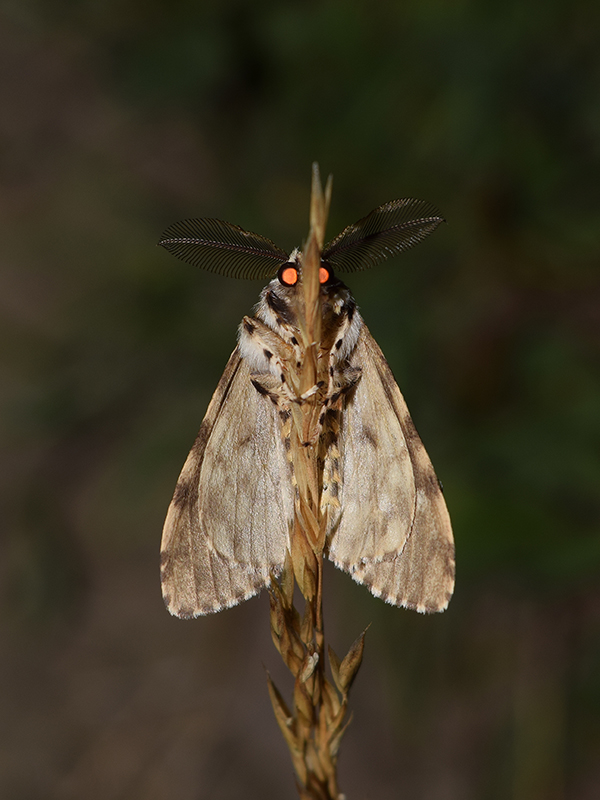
1 1 599 798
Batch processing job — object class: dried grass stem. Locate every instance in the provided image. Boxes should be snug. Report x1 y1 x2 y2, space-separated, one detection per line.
267 166 366 800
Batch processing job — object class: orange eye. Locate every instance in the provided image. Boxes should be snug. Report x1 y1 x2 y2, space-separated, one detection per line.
278 264 298 286
319 266 330 284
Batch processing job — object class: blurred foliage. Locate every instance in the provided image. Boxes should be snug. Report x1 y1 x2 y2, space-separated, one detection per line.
1 0 599 798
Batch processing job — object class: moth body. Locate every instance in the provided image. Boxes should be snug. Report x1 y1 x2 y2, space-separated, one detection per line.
159 198 455 618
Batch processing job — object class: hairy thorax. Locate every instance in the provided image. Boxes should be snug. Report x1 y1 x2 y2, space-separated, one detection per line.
237 261 363 517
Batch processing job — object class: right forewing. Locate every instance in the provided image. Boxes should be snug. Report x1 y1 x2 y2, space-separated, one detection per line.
327 326 455 612
161 348 294 617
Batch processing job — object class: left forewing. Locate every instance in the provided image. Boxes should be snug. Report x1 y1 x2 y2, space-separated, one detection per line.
161 348 294 617
327 326 455 612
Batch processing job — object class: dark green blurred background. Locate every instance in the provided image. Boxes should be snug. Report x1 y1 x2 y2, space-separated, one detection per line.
1 1 599 798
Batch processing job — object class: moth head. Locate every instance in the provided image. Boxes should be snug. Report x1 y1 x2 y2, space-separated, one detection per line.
275 245 340 290
277 257 337 290
259 250 353 341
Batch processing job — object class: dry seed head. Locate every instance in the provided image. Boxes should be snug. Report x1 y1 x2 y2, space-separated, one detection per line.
338 628 368 693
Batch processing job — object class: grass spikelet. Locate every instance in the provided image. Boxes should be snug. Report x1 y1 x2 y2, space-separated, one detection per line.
267 165 365 800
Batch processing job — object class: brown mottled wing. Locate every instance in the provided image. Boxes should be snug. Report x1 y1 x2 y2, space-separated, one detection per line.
327 326 455 612
161 348 294 617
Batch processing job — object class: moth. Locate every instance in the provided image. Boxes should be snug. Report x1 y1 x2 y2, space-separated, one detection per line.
159 198 455 618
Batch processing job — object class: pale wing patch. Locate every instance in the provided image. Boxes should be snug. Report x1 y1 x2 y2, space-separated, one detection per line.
327 327 455 613
327 327 416 567
161 349 294 617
